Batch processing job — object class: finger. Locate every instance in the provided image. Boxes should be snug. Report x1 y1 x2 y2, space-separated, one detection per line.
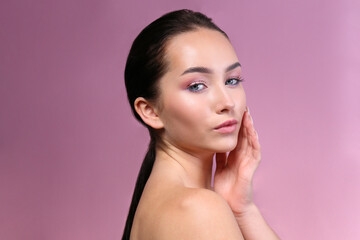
229 110 261 169
234 109 251 153
237 109 250 149
226 109 249 167
246 111 261 152
246 112 262 164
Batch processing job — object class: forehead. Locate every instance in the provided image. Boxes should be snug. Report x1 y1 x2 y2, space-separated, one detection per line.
164 28 239 73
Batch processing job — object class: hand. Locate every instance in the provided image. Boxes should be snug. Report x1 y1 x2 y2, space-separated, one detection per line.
213 106 261 217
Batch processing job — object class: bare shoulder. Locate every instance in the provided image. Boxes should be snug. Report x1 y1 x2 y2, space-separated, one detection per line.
156 188 244 240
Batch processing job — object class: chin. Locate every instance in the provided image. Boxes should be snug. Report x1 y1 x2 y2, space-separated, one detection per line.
211 139 238 153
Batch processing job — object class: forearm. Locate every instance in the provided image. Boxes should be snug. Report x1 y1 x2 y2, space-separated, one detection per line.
235 203 280 240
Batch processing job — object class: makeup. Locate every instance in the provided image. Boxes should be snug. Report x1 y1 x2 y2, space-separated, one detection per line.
214 119 238 133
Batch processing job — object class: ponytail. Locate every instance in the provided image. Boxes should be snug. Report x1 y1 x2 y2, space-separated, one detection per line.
122 137 156 240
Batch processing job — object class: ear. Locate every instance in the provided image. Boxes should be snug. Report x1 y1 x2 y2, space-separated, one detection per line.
134 97 164 129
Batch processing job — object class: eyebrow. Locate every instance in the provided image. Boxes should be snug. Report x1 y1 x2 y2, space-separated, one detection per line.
180 62 241 76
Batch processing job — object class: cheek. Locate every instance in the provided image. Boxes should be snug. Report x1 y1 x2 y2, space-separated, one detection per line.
235 89 246 109
160 91 210 135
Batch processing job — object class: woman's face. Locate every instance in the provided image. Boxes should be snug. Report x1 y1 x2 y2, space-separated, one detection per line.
156 28 246 154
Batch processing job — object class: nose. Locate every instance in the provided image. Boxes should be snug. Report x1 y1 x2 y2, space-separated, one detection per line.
214 85 235 114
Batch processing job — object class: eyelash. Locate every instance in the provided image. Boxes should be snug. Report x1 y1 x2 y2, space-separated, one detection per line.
225 77 244 86
187 77 245 92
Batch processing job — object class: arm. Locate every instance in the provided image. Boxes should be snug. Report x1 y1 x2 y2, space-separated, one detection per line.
235 203 280 240
214 107 280 239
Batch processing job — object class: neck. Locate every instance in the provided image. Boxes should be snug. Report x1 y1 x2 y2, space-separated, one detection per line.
154 139 214 189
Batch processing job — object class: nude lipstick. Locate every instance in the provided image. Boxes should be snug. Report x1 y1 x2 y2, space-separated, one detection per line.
214 119 238 133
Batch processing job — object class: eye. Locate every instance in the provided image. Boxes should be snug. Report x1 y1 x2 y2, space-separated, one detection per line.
187 82 207 92
225 77 244 86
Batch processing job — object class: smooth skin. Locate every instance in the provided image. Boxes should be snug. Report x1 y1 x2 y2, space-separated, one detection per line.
131 28 280 239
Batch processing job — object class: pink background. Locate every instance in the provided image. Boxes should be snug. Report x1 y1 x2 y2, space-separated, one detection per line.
1 0 359 239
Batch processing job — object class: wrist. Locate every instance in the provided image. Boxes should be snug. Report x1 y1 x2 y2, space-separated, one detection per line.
233 202 258 223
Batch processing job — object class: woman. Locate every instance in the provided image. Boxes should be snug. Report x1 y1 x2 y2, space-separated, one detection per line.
123 9 280 240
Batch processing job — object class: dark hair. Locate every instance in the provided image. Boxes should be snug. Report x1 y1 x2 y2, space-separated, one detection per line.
122 9 228 240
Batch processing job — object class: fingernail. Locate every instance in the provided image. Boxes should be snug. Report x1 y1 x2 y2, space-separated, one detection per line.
246 109 251 117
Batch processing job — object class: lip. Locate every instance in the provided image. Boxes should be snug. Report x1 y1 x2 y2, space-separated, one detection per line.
214 119 238 133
